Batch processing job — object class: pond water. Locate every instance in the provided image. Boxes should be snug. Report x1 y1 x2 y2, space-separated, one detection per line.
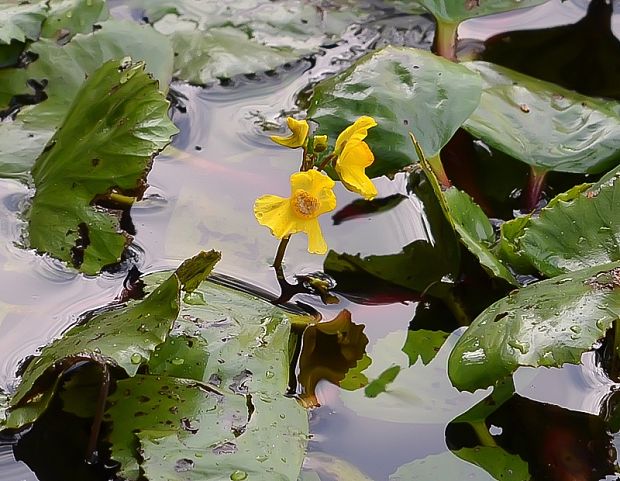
1 1 620 480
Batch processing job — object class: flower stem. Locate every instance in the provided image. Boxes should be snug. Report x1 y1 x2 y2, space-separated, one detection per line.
433 20 459 61
470 421 497 448
523 167 547 212
428 153 452 188
273 235 290 281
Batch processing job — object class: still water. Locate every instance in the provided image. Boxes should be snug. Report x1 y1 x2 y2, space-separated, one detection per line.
0 1 619 479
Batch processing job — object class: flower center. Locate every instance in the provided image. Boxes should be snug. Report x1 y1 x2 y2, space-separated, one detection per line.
291 189 320 219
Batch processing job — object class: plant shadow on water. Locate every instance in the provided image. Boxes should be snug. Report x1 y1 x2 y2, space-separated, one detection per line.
0 0 620 480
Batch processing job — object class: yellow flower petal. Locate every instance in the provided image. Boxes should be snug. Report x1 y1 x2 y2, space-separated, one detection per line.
270 117 309 148
304 219 328 254
254 170 336 254
335 141 377 200
335 116 377 153
312 134 328 152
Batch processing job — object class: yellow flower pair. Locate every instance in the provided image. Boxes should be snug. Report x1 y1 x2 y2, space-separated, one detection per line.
255 116 378 254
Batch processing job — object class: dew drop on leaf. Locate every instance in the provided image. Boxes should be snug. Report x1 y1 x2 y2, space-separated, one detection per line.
230 469 248 480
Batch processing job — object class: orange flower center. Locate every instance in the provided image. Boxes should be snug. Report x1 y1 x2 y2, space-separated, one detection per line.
291 189 320 219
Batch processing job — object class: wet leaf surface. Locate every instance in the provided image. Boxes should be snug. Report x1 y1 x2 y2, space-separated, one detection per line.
106 270 311 481
406 0 549 24
41 0 109 41
309 46 482 178
448 262 620 392
134 0 374 84
27 59 177 274
463 61 620 174
389 450 500 481
4 252 219 428
0 1 47 44
517 174 620 277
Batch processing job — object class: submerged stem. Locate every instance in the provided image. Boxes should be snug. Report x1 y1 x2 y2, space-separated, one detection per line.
86 363 110 465
470 421 497 448
433 20 459 61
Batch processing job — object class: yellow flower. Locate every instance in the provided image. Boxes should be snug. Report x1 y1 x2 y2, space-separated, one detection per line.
270 117 309 148
334 116 378 200
254 170 336 254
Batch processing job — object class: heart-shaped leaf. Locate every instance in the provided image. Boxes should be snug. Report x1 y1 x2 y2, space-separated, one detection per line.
448 262 620 392
463 61 620 174
308 46 482 178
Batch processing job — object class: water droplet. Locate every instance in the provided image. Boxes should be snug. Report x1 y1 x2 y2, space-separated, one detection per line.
171 358 185 366
265 370 274 379
184 291 206 305
569 325 582 334
175 458 194 472
256 454 269 462
230 470 248 480
66 11 73 18
130 353 142 364
508 340 529 355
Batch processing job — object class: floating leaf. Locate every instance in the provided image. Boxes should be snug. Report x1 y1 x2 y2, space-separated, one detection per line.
4 252 218 428
409 0 549 24
0 122 49 181
309 46 482 177
14 20 174 128
135 0 373 84
107 273 311 481
0 1 47 44
463 61 620 174
27 59 178 274
40 0 109 40
448 262 620 392
517 175 620 277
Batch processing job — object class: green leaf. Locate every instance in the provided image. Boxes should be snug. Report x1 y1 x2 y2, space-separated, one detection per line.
0 1 47 44
40 0 109 40
16 20 173 128
4 252 218 428
27 59 178 274
304 452 375 481
135 0 373 84
444 188 518 286
308 46 482 178
495 216 534 274
0 122 49 181
411 136 518 286
402 328 449 366
339 354 371 391
453 447 530 481
463 61 620 174
413 0 549 24
448 262 620 392
517 175 620 277
107 276 310 481
364 365 401 398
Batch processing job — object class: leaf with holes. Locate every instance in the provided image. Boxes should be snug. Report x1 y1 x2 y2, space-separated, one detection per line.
133 0 374 84
3 251 219 429
106 272 311 481
448 262 620 392
308 46 482 178
27 59 178 274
